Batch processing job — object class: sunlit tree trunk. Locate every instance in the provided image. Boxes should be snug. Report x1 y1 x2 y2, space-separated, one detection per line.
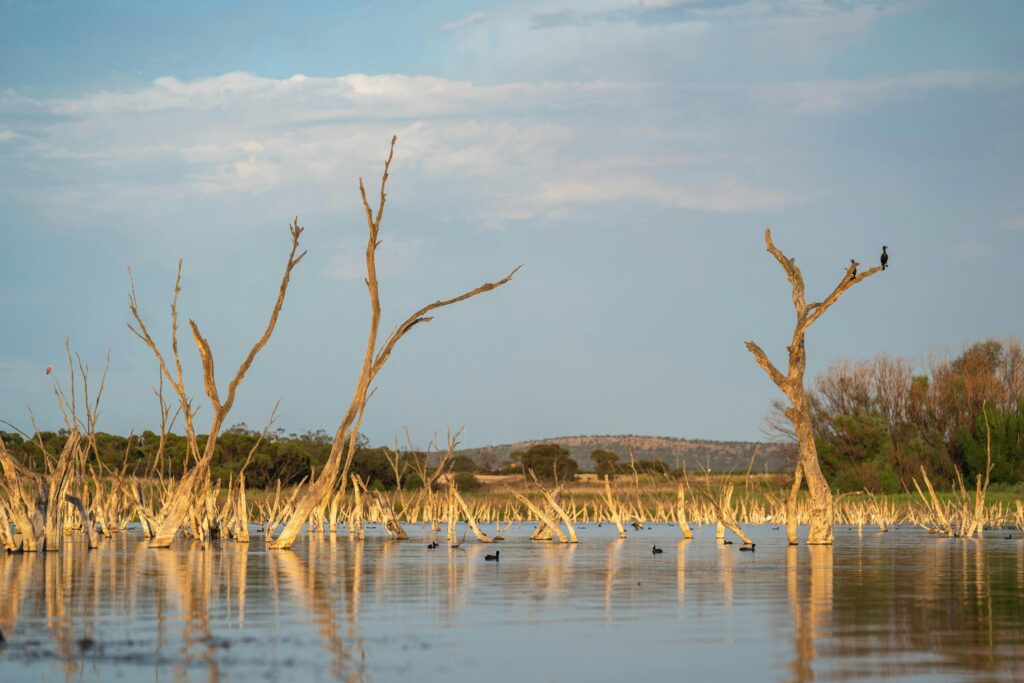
270 137 518 550
746 228 884 545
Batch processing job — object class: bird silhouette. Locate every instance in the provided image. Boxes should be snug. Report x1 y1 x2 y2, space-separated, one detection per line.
849 259 857 281
651 545 663 554
427 541 439 549
723 539 733 545
881 246 888 270
485 550 500 561
740 543 756 552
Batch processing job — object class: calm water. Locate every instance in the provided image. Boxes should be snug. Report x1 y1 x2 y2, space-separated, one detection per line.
1 524 1022 682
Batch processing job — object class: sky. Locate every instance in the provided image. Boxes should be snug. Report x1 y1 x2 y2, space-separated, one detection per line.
1 0 1022 448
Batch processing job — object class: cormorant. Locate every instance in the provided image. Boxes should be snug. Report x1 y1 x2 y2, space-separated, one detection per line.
651 545 664 554
880 246 888 270
485 550 500 561
849 259 857 281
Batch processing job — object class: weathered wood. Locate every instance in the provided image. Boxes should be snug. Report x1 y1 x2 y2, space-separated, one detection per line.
270 137 517 550
745 228 883 545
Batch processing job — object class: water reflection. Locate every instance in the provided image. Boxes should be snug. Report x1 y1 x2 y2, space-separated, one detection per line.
0 526 1022 682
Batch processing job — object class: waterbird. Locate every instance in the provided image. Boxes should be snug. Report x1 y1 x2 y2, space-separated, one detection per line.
631 521 643 530
427 541 439 549
881 246 888 270
723 539 733 545
485 550 500 561
771 526 780 530
740 543 756 552
651 545 664 555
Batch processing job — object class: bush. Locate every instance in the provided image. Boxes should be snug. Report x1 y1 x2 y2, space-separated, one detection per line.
451 472 482 492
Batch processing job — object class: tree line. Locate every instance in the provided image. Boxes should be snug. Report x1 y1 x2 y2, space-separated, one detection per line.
766 337 1024 492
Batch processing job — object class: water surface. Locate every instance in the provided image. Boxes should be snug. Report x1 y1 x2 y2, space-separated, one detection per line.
1 524 1022 682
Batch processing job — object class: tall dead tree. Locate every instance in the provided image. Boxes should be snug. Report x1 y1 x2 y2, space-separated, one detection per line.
129 221 305 547
745 228 883 545
270 136 519 549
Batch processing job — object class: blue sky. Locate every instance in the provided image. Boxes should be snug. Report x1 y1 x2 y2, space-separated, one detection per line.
1 0 1022 448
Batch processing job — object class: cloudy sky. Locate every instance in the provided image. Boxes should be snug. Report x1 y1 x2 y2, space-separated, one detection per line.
1 0 1022 447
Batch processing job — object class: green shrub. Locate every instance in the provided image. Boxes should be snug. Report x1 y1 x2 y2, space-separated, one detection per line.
451 472 482 492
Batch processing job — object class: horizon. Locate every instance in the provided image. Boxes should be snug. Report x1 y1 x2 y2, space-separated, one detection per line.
2 1 1022 448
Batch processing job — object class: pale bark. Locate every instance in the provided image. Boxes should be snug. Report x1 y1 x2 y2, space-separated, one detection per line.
450 486 492 542
508 488 568 543
676 483 693 540
270 138 517 549
130 222 305 547
746 228 883 545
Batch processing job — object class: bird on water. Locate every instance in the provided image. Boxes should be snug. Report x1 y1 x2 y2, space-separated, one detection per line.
485 550 500 561
427 541 439 549
651 545 664 555
740 543 756 552
881 246 888 270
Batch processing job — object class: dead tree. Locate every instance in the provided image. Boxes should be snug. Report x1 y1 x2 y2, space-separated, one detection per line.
129 221 305 547
270 136 519 550
745 228 883 545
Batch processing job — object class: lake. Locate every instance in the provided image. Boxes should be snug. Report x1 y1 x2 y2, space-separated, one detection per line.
1 524 1022 682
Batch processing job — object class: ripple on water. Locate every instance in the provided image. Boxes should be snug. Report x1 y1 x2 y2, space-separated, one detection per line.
0 524 1022 682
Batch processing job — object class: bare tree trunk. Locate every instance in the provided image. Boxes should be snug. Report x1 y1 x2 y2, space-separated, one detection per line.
746 228 884 546
786 462 803 545
129 223 305 547
270 137 517 550
450 486 492 542
676 483 693 540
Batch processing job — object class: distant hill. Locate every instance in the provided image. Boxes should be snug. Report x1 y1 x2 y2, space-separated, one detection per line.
459 435 796 473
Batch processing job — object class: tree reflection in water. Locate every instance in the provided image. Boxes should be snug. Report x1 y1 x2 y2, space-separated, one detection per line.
0 526 1021 682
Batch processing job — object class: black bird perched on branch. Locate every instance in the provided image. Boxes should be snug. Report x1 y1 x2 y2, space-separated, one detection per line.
651 545 663 554
880 246 888 270
849 259 857 281
485 550 500 561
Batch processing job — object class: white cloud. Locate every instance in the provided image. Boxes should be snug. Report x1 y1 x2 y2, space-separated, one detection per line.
761 70 1023 115
441 12 486 31
0 67 1017 234
538 176 802 212
999 214 1024 231
0 128 17 142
